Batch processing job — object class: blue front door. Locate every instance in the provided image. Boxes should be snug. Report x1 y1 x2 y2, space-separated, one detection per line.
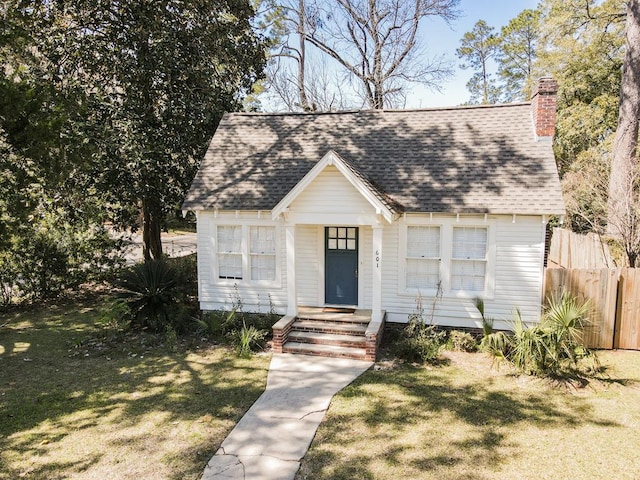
325 227 358 305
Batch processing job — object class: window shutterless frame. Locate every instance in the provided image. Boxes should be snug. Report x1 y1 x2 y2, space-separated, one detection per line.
399 216 495 299
213 223 281 287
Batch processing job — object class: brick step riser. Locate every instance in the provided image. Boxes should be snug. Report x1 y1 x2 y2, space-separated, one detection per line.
296 317 369 326
288 336 367 348
292 326 366 336
282 345 366 360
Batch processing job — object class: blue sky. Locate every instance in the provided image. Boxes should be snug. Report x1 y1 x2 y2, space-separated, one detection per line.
406 0 540 108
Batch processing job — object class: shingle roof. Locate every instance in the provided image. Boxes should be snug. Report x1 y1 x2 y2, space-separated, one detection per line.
183 104 566 215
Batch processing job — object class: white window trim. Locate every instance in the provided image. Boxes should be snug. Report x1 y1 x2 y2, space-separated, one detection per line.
212 222 282 288
398 216 496 299
404 225 442 293
249 225 278 283
217 225 243 281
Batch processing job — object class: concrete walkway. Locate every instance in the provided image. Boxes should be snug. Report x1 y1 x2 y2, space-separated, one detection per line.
201 354 372 480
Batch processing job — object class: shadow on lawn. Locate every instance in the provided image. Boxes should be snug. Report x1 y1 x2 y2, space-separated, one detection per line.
299 365 621 480
0 301 269 480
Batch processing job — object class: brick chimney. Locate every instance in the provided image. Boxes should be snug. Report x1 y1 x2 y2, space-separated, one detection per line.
531 77 558 139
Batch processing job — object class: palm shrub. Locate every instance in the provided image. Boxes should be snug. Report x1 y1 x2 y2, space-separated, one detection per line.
475 297 512 358
196 308 240 338
477 293 597 377
117 259 180 332
195 311 227 338
512 292 596 376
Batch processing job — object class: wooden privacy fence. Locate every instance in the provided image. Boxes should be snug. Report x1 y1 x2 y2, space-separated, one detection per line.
544 268 640 350
547 227 614 269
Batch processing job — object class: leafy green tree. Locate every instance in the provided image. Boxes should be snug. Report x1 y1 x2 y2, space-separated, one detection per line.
0 0 266 302
534 0 624 241
0 130 30 250
5 0 266 261
0 13 118 301
66 1 267 260
537 0 624 173
457 20 502 104
496 8 541 101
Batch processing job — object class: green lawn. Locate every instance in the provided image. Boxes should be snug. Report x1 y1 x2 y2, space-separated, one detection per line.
0 298 270 479
3 300 640 480
297 349 640 480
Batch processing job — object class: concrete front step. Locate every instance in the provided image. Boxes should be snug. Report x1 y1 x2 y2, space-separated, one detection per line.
287 330 366 348
293 319 367 335
282 341 367 360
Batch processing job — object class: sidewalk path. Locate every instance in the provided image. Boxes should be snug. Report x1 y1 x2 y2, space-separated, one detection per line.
202 354 372 480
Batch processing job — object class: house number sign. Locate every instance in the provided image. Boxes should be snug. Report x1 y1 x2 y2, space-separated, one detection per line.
376 250 380 269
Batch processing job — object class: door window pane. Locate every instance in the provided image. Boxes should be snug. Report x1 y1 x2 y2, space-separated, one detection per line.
327 227 357 250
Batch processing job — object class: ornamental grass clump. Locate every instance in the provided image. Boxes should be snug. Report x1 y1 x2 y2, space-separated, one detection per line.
230 320 267 358
448 330 477 352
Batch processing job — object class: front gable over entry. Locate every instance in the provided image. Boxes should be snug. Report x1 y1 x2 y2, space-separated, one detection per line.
272 150 398 224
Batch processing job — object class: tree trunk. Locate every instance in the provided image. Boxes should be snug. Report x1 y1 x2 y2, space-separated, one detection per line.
297 0 309 110
607 0 640 267
141 198 163 261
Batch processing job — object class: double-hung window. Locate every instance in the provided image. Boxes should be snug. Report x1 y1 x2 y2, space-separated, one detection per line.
250 226 276 281
406 226 441 290
216 224 278 283
217 226 243 280
451 227 488 292
402 221 492 296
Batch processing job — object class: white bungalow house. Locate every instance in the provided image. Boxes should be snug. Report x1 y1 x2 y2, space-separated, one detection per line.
182 78 565 360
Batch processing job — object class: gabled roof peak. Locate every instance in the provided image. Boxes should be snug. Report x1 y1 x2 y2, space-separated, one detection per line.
271 150 398 223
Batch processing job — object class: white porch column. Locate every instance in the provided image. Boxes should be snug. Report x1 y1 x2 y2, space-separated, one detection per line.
372 225 383 322
285 224 298 316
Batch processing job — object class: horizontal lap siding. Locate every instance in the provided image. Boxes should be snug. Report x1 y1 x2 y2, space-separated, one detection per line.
492 218 544 322
382 215 545 327
381 222 403 315
196 214 212 292
290 165 375 215
197 211 288 313
296 225 319 306
360 227 373 309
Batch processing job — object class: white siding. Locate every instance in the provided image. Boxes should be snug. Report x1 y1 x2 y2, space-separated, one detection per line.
289 165 375 220
196 209 545 328
383 214 545 328
196 211 288 313
296 225 319 306
360 227 373 309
